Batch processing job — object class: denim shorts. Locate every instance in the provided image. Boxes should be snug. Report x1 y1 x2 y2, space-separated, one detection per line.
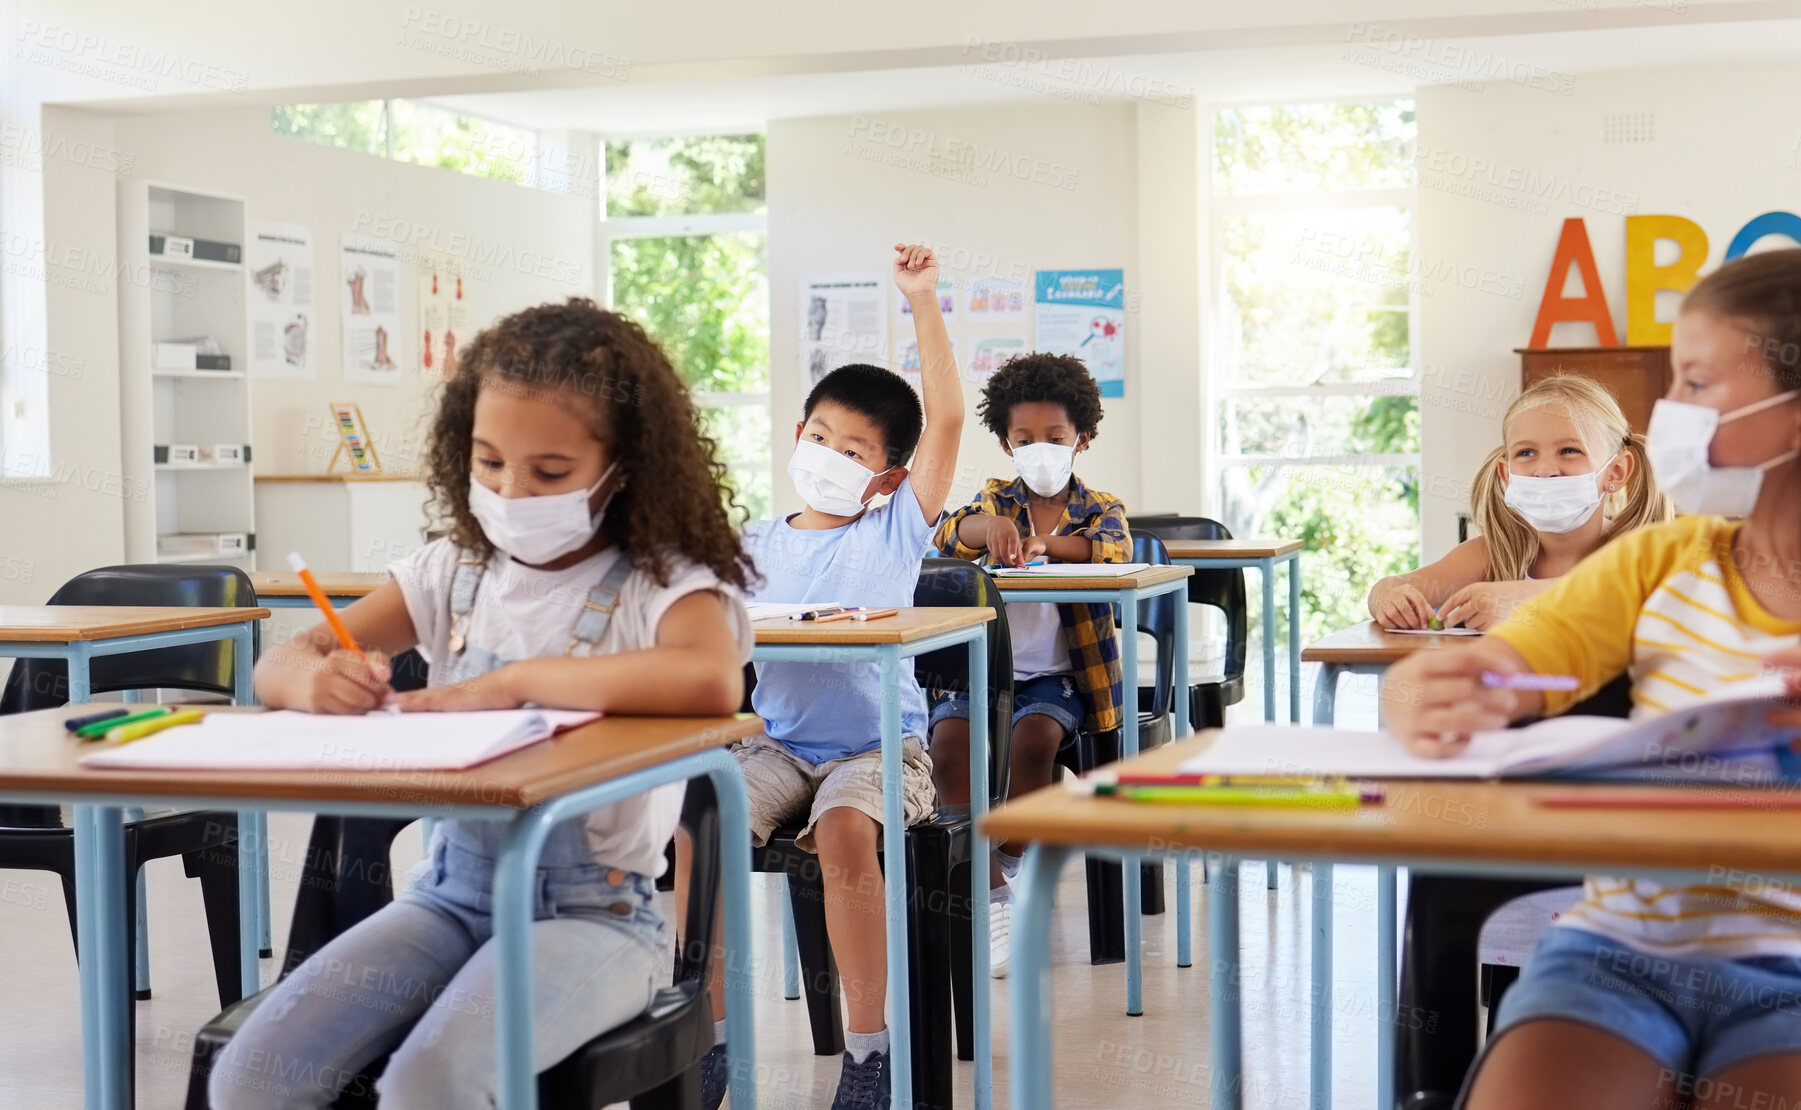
930 672 1084 736
1467 924 1801 1091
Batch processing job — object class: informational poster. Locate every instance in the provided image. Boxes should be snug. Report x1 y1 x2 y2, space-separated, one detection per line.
247 221 314 379
801 273 887 387
964 276 1026 322
340 232 403 385
444 272 468 375
964 335 1029 383
1034 268 1125 398
417 269 470 377
896 337 924 391
896 278 956 320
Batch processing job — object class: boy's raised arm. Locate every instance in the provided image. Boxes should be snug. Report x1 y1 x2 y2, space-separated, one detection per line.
892 242 963 524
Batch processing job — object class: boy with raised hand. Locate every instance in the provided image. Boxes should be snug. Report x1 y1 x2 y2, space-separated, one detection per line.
702 243 962 1110
928 353 1128 978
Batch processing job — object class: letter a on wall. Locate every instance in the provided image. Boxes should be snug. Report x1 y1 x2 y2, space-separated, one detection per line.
1625 215 1709 346
1529 218 1617 348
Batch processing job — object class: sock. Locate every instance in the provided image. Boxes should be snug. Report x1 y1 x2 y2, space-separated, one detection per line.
845 1027 889 1063
995 848 1024 882
989 883 1013 905
713 1017 727 1047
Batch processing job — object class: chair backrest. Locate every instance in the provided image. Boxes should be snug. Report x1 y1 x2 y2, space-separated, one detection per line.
1133 516 1248 685
1131 535 1177 722
0 563 258 712
911 558 1015 806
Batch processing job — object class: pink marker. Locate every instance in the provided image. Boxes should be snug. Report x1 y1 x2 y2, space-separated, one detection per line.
1482 671 1580 691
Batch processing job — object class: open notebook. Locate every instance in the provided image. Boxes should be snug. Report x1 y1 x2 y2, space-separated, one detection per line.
985 562 1150 578
79 708 600 772
1179 689 1797 782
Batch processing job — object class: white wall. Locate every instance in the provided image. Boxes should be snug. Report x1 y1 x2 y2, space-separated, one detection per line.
1416 59 1801 559
768 98 1206 520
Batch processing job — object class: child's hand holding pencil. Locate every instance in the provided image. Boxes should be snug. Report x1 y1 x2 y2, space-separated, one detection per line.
291 552 393 715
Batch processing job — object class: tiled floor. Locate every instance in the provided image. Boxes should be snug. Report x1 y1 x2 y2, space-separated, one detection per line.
0 661 1397 1109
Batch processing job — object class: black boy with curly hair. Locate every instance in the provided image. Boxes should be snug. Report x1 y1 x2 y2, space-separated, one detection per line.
928 350 1131 978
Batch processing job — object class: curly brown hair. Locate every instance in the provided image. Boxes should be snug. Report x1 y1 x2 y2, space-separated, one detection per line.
976 352 1105 443
424 298 756 589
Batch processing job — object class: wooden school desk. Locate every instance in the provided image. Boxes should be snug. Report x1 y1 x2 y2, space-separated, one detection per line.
991 564 1195 1013
0 706 762 1110
0 605 267 704
249 570 387 608
986 735 1801 1110
1305 620 1479 724
752 607 994 1110
1163 539 1305 723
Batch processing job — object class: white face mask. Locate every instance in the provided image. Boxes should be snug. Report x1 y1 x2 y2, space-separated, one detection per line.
1012 442 1076 498
787 439 890 517
1647 390 1801 518
1502 463 1612 534
468 461 619 565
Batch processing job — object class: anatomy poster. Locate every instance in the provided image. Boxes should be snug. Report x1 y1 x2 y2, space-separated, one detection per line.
417 268 469 377
963 335 1028 383
247 221 314 379
340 232 403 385
801 273 887 387
1034 268 1124 398
964 276 1026 322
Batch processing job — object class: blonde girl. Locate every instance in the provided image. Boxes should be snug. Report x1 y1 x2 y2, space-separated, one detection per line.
1367 374 1672 631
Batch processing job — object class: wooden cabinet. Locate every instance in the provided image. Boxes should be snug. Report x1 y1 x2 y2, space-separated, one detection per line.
1515 346 1672 435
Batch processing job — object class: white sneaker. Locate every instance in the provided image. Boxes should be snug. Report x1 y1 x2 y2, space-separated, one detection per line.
989 898 1012 979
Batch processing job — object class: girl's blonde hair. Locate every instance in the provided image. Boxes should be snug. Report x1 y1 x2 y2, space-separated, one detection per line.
1470 374 1673 581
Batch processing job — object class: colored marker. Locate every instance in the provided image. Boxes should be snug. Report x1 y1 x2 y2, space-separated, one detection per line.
104 709 205 744
790 606 847 621
289 551 364 660
1092 784 1375 809
75 706 171 738
1482 671 1580 691
64 707 130 732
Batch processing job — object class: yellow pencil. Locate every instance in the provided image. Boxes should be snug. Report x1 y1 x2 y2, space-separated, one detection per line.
105 709 205 744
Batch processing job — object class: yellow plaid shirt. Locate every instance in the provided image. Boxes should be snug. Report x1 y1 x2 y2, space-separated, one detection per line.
934 475 1130 733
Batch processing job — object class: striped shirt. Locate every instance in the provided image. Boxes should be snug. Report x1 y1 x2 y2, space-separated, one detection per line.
1491 515 1801 957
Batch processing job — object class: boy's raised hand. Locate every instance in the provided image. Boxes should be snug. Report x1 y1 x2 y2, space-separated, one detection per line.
892 242 940 298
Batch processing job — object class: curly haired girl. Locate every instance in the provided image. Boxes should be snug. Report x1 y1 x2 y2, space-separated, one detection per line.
215 298 754 1109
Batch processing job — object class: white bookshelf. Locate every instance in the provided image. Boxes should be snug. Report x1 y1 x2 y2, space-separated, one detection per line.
117 183 256 570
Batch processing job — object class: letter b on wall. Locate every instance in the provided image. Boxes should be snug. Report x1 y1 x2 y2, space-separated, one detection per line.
1625 215 1709 346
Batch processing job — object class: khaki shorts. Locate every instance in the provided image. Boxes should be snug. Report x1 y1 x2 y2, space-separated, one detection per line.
733 733 937 853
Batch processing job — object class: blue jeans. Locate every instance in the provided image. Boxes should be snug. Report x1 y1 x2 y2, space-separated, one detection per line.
930 672 1085 736
209 835 669 1110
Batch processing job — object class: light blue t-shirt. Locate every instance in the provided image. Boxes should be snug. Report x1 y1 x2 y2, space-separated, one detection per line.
743 478 936 763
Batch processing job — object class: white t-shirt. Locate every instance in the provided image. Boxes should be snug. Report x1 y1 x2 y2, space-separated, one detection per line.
391 539 753 877
1007 602 1071 681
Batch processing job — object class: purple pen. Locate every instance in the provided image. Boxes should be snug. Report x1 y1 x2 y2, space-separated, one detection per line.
1482 671 1580 691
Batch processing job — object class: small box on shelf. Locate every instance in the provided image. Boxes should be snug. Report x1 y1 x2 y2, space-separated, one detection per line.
157 532 254 560
149 233 241 264
153 342 231 372
155 444 200 465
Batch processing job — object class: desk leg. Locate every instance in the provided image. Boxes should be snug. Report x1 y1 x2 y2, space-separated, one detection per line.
711 761 760 1110
969 632 993 1110
1260 565 1276 723
75 803 128 1110
1288 555 1303 724
1010 845 1069 1110
1313 664 1342 726
68 643 91 704
1173 593 1192 969
492 815 541 1110
1210 857 1242 1110
231 623 273 966
1377 866 1397 1110
880 646 914 1110
1311 864 1333 1110
1120 596 1142 1017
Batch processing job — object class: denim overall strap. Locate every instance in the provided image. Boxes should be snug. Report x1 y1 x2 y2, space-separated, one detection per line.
566 556 634 656
445 550 486 657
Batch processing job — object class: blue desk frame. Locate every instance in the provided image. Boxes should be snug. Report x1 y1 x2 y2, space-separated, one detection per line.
40 742 759 1110
751 620 990 1110
993 573 1192 1016
1167 548 1302 725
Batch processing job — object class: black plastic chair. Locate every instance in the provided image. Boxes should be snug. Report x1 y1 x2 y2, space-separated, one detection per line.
0 564 254 1108
757 558 1013 1108
1049 534 1181 963
186 777 730 1109
1394 676 1632 1110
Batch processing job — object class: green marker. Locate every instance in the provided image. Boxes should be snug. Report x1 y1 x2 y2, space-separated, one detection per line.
75 705 172 738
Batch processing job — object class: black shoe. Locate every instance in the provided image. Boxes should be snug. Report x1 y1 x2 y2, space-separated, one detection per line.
699 1042 730 1110
830 1049 891 1110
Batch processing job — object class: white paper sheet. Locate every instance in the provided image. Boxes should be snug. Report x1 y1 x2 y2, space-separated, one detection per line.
986 562 1151 577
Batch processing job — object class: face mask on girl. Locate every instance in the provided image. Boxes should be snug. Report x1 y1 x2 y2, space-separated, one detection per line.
469 461 620 565
787 439 892 516
1502 460 1616 534
1012 442 1076 498
1647 390 1801 517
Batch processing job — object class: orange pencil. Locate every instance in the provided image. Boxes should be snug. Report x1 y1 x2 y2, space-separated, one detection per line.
287 552 364 660
817 606 900 623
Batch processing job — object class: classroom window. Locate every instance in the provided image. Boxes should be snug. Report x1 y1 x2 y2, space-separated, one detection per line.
601 135 770 523
271 100 538 187
1209 99 1420 646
